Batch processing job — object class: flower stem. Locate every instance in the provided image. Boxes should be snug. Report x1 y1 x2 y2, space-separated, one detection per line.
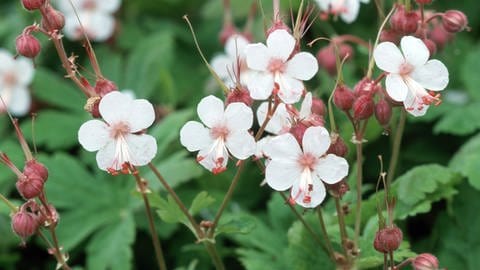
204 242 226 270
316 207 336 262
37 231 71 270
386 109 406 188
0 193 18 212
334 197 349 256
354 137 364 245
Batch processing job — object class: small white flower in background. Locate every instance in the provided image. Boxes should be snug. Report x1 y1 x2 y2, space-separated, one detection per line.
245 29 318 104
180 95 256 174
0 49 33 116
78 91 157 174
316 0 370 23
374 36 449 116
264 126 348 208
211 34 252 88
56 0 121 42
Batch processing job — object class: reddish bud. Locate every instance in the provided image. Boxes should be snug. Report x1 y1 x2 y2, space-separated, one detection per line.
94 78 118 96
353 95 374 120
412 253 440 270
325 179 349 198
226 87 253 106
266 21 291 37
429 25 454 50
442 10 468 33
390 5 420 35
415 0 432 4
353 77 381 97
289 122 309 145
219 24 237 45
373 226 403 253
21 0 45 10
23 160 48 183
422 38 437 55
375 99 392 126
379 29 400 44
16 174 44 199
15 34 41 58
38 204 59 227
11 211 40 239
41 6 65 32
317 44 353 76
333 85 355 111
327 136 348 157
311 97 326 116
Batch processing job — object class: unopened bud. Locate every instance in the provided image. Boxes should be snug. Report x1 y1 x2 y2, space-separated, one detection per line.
38 204 59 227
16 174 44 199
375 99 392 126
325 179 349 198
266 21 291 37
41 6 65 32
317 44 353 76
289 122 309 145
354 77 381 97
333 85 355 111
373 226 403 253
219 24 237 45
390 5 420 35
429 25 454 50
442 10 468 33
311 97 326 116
21 0 46 10
412 253 440 270
327 136 348 157
353 95 374 120
16 34 41 58
11 211 40 239
226 87 253 106
379 29 400 44
422 38 437 55
94 78 118 96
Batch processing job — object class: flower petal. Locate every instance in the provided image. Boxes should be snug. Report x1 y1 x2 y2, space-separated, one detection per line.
245 43 269 71
180 121 212 152
264 133 302 160
247 71 274 100
126 98 155 132
211 54 233 81
400 36 429 67
96 140 116 170
257 102 291 135
8 87 31 116
197 95 225 128
266 29 295 62
385 74 409 102
226 131 256 159
197 145 228 172
373 42 404 73
225 35 249 59
410 59 449 91
299 92 312 119
99 91 132 124
224 102 253 131
265 159 300 191
78 119 110 151
97 0 122 13
13 57 34 86
285 52 318 81
403 89 429 117
276 75 304 104
124 134 157 166
315 154 349 184
340 0 360 23
302 126 331 157
291 175 326 208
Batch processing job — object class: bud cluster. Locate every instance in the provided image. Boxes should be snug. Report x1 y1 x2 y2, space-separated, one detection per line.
10 200 59 243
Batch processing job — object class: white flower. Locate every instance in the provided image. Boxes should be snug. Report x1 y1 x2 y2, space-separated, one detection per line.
56 0 121 42
245 29 318 104
0 49 33 116
180 95 256 174
264 126 348 208
316 0 369 23
211 34 252 88
78 91 157 174
374 36 449 116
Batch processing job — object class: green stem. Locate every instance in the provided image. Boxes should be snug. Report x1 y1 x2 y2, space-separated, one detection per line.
133 174 167 270
386 109 406 188
334 197 349 256
316 207 336 262
204 242 226 270
37 231 70 270
354 138 364 245
0 193 17 212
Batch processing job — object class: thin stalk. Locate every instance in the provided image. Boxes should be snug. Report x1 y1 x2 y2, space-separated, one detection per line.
316 207 336 261
354 138 364 245
133 174 167 270
204 242 226 270
395 258 413 269
389 251 395 269
386 109 406 188
383 253 388 270
334 197 349 256
273 0 280 21
37 231 71 270
0 193 17 212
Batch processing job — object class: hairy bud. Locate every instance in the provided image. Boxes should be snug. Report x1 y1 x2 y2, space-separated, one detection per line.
412 253 440 270
16 34 41 58
422 38 437 55
375 98 392 126
333 84 355 111
289 122 309 145
11 211 40 239
390 5 420 35
442 10 468 33
317 44 353 76
21 0 46 10
379 29 400 44
226 87 253 106
266 21 291 37
373 226 403 253
429 25 454 50
311 97 326 116
23 160 48 183
16 174 44 199
94 78 118 96
353 95 374 120
41 6 65 32
354 77 381 97
327 136 348 157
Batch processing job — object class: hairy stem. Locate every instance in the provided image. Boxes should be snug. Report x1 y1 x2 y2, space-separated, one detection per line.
204 242 226 270
354 138 364 245
0 193 17 212
386 109 406 188
37 231 70 270
334 197 349 256
317 207 336 262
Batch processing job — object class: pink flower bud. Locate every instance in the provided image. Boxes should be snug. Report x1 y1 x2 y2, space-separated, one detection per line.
373 226 403 253
16 174 44 199
38 204 59 227
379 29 400 44
353 95 374 120
311 97 326 116
219 24 237 45
354 77 380 97
422 38 437 55
317 44 353 76
390 5 420 35
375 98 392 126
333 85 355 111
16 34 41 58
412 253 440 270
23 160 48 183
226 87 253 107
442 10 468 33
289 122 309 145
21 0 46 10
41 6 65 32
415 0 432 4
11 211 40 239
429 25 454 50
94 78 118 96
327 136 348 157
266 21 291 37
325 179 349 198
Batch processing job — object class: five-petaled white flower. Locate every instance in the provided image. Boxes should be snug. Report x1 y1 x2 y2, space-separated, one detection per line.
264 126 348 208
78 91 157 174
180 95 256 174
56 0 121 42
316 0 370 23
0 49 33 116
374 36 449 116
245 29 318 104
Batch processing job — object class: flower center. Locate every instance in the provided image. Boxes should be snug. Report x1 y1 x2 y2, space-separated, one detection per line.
298 153 318 170
82 0 97 10
399 62 414 76
3 72 18 88
267 58 286 74
211 125 229 140
110 121 130 139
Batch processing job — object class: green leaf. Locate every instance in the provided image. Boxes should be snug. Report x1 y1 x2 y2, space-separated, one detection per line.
215 214 256 237
86 214 135 270
433 103 480 135
0 139 23 192
150 109 194 155
461 48 480 100
450 133 480 190
189 191 215 216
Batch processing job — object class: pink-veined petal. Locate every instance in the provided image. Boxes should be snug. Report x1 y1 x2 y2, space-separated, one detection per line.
124 134 157 166
264 133 302 160
340 0 360 23
265 159 300 191
226 131 256 159
257 102 291 135
266 29 295 62
180 121 212 152
247 71 274 100
126 99 155 132
197 144 228 172
315 154 349 184
99 91 132 125
299 92 312 120
373 42 405 73
245 43 270 71
276 75 304 104
302 126 331 157
403 89 429 117
197 95 225 128
224 102 253 131
385 74 409 102
285 52 319 80
400 36 429 67
410 59 449 91
96 140 116 170
8 87 31 116
291 174 326 208
78 119 110 152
